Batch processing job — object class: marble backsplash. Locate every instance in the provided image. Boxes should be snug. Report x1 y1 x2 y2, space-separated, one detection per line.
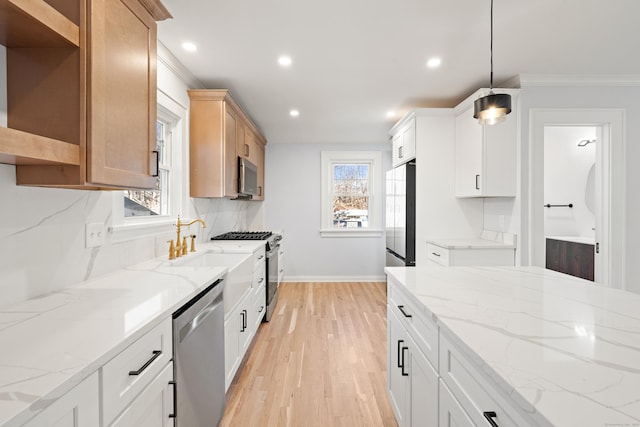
0 164 262 308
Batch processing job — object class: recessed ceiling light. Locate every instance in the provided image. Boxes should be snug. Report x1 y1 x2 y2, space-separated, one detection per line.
182 41 197 52
426 57 442 69
278 56 292 67
289 110 299 117
386 111 396 118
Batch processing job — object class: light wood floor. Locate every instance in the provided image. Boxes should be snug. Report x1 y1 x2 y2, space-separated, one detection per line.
220 282 398 427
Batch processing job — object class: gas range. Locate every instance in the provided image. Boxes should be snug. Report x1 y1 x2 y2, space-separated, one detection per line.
211 231 282 251
211 231 282 322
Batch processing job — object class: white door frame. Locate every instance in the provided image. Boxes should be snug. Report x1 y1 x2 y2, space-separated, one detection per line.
528 109 625 288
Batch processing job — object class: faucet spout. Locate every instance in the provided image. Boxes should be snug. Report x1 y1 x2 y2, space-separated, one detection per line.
175 216 206 257
184 219 206 228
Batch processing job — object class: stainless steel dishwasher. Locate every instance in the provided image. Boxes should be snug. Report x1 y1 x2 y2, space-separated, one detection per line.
172 278 225 426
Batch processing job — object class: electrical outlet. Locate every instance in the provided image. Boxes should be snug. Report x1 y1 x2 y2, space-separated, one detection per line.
86 223 105 248
499 215 505 228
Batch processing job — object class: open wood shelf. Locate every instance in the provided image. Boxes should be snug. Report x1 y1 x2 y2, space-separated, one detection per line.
0 0 80 47
0 127 80 165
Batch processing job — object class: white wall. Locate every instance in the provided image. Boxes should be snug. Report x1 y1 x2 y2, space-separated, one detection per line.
543 126 596 239
0 45 260 308
264 143 389 282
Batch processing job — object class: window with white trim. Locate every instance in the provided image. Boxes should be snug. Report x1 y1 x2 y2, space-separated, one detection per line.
124 119 172 217
110 95 185 243
320 151 383 237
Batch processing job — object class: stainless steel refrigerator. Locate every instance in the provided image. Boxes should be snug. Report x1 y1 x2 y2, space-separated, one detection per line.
385 160 416 266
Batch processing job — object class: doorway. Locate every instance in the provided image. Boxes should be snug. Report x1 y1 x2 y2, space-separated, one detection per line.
529 109 625 288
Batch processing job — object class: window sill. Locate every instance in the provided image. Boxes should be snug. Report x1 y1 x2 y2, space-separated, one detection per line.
110 218 175 244
320 228 383 238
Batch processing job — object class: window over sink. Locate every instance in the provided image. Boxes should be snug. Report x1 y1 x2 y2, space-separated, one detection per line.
124 119 172 217
110 92 187 243
320 151 383 237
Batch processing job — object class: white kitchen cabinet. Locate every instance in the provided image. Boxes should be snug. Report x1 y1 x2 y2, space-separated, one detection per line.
426 242 515 266
110 363 174 427
224 245 266 390
454 89 518 197
387 273 537 427
387 286 438 427
391 115 416 167
387 307 409 426
406 334 438 427
440 333 530 427
277 242 285 284
23 373 99 427
439 379 474 427
101 318 173 426
224 306 242 389
426 233 517 266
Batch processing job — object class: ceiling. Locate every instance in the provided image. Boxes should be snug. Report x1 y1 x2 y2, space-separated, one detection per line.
157 0 640 145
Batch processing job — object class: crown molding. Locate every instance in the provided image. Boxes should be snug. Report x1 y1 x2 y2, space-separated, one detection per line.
517 74 640 87
157 42 204 90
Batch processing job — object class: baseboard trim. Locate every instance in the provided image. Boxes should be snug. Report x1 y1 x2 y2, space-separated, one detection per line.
281 276 387 283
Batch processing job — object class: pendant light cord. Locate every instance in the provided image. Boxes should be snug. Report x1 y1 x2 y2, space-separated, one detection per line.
490 0 494 90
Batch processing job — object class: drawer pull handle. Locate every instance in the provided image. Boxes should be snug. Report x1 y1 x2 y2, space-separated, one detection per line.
397 339 404 368
129 350 162 376
483 411 499 427
400 346 409 376
475 174 480 190
168 380 177 418
258 255 264 260
258 278 264 283
431 252 441 257
259 305 264 313
398 305 412 318
241 310 247 332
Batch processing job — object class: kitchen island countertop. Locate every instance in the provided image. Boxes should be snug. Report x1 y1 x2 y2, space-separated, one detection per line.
385 265 640 426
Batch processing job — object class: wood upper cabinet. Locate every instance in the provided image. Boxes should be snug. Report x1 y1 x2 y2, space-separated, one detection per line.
1 0 171 189
254 140 265 200
189 89 267 199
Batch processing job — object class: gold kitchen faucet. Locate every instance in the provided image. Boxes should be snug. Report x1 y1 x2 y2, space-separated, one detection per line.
169 215 206 259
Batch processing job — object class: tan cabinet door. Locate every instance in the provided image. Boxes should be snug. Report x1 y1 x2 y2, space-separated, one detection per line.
87 0 157 188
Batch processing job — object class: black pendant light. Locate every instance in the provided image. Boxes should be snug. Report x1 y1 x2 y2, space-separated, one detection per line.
473 0 511 125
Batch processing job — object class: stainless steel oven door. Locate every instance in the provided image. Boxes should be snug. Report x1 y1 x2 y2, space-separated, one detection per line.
265 243 279 321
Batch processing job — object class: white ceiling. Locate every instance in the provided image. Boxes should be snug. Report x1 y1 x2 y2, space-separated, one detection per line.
157 0 640 145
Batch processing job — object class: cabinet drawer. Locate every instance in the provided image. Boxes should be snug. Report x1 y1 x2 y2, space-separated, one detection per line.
253 284 266 327
110 362 174 427
388 282 439 368
439 379 474 427
102 318 172 426
440 333 532 427
253 262 266 289
426 243 450 266
253 247 266 268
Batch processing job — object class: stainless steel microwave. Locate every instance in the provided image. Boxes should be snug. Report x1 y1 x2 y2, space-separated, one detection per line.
238 157 258 197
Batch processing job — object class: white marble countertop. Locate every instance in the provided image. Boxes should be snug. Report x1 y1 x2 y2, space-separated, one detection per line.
426 237 516 249
427 230 517 249
0 241 263 427
385 266 640 426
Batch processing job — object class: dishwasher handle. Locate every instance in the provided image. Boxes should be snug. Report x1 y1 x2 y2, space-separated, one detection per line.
179 292 223 343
